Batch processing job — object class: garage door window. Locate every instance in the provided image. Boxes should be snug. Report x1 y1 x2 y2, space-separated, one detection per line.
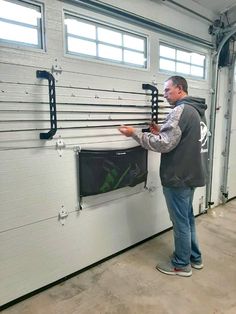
159 43 206 79
64 13 147 69
0 0 43 49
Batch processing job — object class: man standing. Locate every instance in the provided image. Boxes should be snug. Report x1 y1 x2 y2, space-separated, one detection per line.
118 76 208 277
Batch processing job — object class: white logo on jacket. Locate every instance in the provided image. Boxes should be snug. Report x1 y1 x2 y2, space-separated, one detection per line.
199 121 208 153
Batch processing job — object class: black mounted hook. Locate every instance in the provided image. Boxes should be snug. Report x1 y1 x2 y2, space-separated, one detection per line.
36 70 57 140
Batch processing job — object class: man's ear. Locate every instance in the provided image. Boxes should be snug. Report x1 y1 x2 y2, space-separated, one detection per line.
177 85 184 93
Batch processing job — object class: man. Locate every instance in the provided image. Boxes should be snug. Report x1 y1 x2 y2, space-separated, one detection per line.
118 76 208 277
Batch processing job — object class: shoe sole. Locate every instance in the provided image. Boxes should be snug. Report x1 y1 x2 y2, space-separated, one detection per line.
156 266 192 277
191 264 204 270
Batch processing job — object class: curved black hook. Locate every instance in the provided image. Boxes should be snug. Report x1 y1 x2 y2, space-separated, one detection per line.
36 70 57 139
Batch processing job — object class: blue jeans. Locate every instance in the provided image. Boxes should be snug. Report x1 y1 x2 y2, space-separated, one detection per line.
163 186 202 268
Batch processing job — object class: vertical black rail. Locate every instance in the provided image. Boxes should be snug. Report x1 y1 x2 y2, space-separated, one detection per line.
142 84 158 123
142 84 158 132
36 70 57 139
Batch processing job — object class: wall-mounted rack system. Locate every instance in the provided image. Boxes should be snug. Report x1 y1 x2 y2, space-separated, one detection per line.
0 71 171 142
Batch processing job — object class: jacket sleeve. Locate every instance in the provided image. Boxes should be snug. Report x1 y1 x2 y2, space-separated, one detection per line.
132 105 184 153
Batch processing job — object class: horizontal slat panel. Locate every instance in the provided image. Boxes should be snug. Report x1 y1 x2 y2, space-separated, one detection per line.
0 102 157 111
0 120 150 131
0 129 134 150
0 83 151 102
0 111 153 120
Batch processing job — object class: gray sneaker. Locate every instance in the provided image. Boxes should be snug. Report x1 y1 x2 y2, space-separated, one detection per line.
156 261 192 277
191 261 204 270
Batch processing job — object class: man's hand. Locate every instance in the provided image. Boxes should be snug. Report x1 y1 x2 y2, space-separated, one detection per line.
118 126 135 137
149 122 161 135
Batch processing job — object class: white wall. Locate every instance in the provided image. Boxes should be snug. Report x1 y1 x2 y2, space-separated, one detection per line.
210 67 229 205
210 60 236 205
225 61 236 200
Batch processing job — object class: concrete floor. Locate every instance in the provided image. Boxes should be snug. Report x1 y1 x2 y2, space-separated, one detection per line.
2 200 236 314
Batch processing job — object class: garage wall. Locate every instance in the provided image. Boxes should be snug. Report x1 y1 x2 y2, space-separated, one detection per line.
224 59 236 200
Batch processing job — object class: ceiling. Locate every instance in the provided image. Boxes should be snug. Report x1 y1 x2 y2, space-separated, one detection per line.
191 0 236 15
156 0 236 25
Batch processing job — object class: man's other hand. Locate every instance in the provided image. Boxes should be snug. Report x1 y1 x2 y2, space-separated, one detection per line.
149 122 161 135
118 126 135 137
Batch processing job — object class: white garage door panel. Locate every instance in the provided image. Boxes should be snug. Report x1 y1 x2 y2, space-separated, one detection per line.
0 149 78 232
0 141 165 234
0 187 170 305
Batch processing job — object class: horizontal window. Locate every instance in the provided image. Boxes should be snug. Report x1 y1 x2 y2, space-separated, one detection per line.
0 0 43 49
159 44 206 79
64 14 147 68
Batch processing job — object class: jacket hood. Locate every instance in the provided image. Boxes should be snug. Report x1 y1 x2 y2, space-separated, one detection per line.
175 96 207 117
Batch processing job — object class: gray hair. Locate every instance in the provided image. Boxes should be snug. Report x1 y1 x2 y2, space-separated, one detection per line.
166 75 188 93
